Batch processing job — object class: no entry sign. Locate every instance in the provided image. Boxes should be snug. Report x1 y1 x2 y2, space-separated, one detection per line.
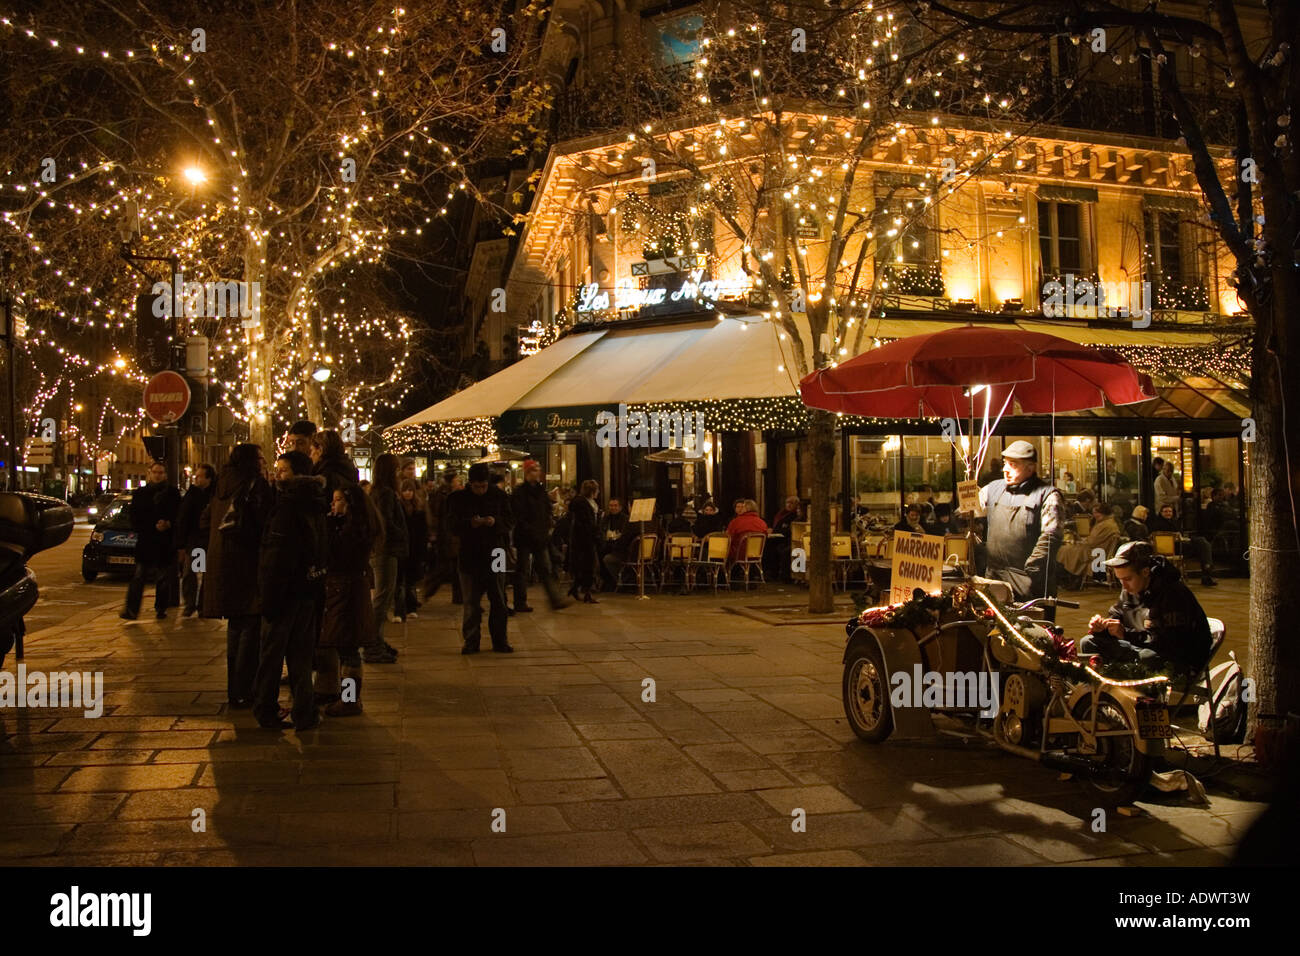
143 371 191 424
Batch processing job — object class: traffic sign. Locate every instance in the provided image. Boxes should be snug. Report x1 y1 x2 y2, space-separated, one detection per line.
143 370 191 424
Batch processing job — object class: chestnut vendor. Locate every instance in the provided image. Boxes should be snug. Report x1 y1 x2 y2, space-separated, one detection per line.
977 441 1065 609
1080 541 1212 676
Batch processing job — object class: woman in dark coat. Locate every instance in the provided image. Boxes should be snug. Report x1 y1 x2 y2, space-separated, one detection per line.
202 443 273 708
367 453 407 662
567 479 601 603
319 484 380 717
310 429 359 494
398 479 428 617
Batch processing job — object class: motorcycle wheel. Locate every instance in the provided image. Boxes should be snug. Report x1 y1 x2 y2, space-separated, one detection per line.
843 638 893 742
1071 694 1151 805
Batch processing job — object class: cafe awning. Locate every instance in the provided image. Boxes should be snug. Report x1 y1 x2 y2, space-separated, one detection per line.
387 329 606 429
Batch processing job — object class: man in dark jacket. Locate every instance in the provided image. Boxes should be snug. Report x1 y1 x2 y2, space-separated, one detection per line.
511 460 567 612
447 462 514 654
122 460 181 620
977 441 1064 614
252 451 328 731
173 463 215 617
1081 541 1212 676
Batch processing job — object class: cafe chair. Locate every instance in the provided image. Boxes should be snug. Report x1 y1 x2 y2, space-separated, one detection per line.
790 521 808 547
616 532 660 592
690 532 731 594
730 532 767 589
1073 515 1092 537
831 532 857 590
1150 531 1184 575
660 533 696 593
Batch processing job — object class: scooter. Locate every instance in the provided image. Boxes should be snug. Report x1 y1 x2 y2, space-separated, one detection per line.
0 492 76 667
843 579 1172 805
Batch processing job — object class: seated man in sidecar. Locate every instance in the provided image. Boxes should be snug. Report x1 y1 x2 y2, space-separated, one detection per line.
1079 541 1212 676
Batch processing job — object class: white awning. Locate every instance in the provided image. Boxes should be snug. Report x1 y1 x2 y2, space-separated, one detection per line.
387 329 606 427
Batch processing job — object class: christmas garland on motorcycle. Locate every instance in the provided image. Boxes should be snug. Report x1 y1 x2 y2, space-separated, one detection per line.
847 585 1171 689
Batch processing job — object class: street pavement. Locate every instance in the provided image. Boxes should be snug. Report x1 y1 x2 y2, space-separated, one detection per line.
0 529 1268 866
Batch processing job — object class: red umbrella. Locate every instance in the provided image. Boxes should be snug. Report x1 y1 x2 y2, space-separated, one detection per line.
800 325 1155 418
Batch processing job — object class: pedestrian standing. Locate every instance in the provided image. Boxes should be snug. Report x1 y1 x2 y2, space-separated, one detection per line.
978 441 1064 613
399 478 427 618
203 444 273 709
511 460 568 611
423 471 463 604
252 451 328 731
173 463 215 617
122 460 181 621
319 484 380 717
567 479 602 603
447 462 514 653
288 419 317 457
1153 457 1180 517
310 429 360 494
367 453 407 663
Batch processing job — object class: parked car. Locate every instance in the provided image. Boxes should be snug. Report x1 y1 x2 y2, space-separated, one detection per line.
81 494 137 582
85 492 119 521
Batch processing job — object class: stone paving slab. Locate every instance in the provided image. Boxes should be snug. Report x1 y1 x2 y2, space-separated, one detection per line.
0 583 1268 865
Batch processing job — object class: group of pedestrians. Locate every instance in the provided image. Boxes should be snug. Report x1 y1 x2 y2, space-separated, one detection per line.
122 421 408 731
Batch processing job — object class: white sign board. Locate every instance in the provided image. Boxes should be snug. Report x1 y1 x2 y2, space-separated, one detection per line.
889 531 946 605
628 497 656 523
956 479 984 516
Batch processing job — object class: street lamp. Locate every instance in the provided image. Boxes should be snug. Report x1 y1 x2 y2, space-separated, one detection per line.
311 367 331 383
182 165 207 187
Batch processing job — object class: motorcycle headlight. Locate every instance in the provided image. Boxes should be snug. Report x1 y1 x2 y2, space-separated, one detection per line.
91 531 104 542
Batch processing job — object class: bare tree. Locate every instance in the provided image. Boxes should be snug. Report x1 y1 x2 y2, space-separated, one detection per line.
2 0 549 448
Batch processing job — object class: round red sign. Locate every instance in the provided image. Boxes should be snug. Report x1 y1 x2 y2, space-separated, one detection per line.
143 371 191 424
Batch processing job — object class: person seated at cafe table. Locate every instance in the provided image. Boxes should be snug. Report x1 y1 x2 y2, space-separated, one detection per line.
1079 541 1212 676
692 498 727 538
893 504 925 534
771 496 802 535
1124 505 1150 543
1147 503 1217 587
1066 487 1095 519
725 499 769 564
925 502 956 537
600 497 629 542
1056 503 1121 588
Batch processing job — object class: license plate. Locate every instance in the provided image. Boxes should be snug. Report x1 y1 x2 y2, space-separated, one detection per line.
107 556 135 566
1136 700 1171 739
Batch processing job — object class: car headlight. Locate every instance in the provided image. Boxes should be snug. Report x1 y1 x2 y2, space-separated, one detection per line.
91 531 104 542
88 507 98 515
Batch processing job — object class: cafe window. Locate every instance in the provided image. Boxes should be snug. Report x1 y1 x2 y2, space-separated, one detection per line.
902 437 956 505
850 435 902 521
875 190 943 295
1037 200 1092 275
1143 208 1209 310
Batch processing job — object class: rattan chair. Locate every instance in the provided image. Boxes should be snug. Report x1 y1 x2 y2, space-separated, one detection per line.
831 532 857 590
660 533 696 592
615 532 660 592
690 532 731 593
730 532 767 589
1151 531 1183 575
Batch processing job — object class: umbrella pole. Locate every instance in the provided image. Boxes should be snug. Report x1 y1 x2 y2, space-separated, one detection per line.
967 395 976 578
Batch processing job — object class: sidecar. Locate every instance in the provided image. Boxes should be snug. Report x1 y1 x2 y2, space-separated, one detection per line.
841 578 1014 742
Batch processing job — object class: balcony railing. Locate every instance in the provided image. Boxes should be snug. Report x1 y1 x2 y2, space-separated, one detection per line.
553 58 1233 147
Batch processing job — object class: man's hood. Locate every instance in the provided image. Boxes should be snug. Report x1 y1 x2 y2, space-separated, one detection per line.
277 473 328 506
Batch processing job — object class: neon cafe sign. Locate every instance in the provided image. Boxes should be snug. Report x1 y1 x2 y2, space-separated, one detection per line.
575 270 751 313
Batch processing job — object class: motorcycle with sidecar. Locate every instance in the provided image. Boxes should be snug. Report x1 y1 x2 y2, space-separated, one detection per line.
841 578 1175 805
